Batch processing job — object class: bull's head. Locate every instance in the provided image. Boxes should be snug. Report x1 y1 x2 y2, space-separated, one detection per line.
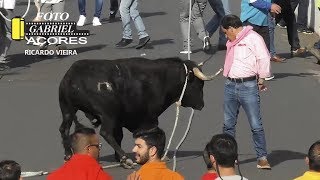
181 60 222 110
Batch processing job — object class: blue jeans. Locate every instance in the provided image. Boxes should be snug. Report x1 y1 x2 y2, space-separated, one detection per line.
268 13 275 57
119 0 148 39
78 0 103 18
223 79 268 160
206 0 231 45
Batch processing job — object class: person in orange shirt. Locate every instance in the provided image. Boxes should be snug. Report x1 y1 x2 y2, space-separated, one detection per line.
47 128 112 180
127 127 184 180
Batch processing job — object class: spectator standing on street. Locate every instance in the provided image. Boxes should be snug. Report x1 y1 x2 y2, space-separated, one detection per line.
268 12 286 63
241 0 282 50
0 160 22 180
77 0 103 26
273 0 307 57
206 0 231 50
291 0 313 34
179 0 211 54
47 128 113 180
294 140 320 180
221 15 272 170
0 0 16 64
115 0 150 49
127 127 184 180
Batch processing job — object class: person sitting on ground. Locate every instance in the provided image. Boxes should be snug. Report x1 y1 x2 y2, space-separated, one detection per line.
0 160 22 180
47 127 112 180
294 140 320 180
201 144 218 180
205 133 248 180
127 127 184 180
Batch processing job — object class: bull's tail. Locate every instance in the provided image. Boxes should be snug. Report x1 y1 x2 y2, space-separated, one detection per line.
58 78 78 160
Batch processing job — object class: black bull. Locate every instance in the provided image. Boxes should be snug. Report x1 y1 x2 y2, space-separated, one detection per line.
58 57 220 167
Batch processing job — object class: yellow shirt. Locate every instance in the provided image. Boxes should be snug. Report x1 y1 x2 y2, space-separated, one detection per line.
137 161 184 180
294 171 320 180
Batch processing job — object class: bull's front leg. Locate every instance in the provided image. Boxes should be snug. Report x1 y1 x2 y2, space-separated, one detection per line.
100 124 134 169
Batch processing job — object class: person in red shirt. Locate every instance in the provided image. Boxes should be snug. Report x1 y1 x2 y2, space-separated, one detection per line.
127 127 184 180
47 128 112 180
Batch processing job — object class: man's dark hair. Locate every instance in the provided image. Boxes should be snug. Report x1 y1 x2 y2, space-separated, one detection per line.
70 127 96 153
203 144 213 170
308 140 320 171
133 127 166 159
221 14 243 29
206 133 238 168
0 160 21 180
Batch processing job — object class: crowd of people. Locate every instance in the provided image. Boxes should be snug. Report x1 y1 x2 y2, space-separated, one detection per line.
1 127 319 179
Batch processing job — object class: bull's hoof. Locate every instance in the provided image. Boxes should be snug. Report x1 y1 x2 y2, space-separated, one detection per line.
120 156 134 169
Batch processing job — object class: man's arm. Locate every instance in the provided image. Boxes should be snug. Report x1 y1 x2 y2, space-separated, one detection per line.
249 0 281 14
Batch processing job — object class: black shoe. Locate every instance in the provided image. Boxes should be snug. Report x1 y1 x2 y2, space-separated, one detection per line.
136 36 150 49
109 10 117 22
203 36 211 53
116 38 133 48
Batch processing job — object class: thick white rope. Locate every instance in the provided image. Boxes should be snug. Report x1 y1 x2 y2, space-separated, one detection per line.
161 64 188 160
173 108 194 171
0 0 31 21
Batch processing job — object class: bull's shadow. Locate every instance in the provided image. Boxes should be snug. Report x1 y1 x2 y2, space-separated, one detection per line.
272 72 317 80
99 150 203 163
239 150 306 167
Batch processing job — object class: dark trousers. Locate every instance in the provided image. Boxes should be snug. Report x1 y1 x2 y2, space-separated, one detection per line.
274 0 301 51
243 21 270 51
291 0 309 29
110 0 119 12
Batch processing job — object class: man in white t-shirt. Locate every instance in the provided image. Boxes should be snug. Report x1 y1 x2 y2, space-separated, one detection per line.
0 0 15 65
205 133 249 180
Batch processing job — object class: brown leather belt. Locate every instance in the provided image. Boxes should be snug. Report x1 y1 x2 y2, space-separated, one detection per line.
227 76 257 83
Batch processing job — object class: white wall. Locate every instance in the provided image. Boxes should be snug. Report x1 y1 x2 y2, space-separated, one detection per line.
307 0 320 35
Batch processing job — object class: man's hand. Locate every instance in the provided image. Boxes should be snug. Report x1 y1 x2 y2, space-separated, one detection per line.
258 84 267 92
270 3 282 14
127 171 141 180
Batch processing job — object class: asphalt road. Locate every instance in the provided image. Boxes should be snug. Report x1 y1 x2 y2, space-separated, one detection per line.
1 0 320 179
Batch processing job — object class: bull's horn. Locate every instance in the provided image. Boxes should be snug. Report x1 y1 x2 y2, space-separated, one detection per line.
198 62 204 67
192 67 223 81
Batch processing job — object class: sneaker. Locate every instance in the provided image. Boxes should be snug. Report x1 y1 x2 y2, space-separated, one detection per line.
291 48 306 57
298 28 313 34
180 50 192 54
265 75 275 81
270 55 286 63
92 17 102 26
257 159 271 169
136 36 150 49
0 56 9 64
109 10 118 22
276 23 286 29
203 36 211 53
77 15 86 26
116 38 133 48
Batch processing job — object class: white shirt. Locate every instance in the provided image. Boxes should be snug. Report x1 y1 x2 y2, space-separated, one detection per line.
0 0 16 9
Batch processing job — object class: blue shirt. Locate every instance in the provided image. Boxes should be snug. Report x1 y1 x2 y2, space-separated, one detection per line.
241 0 271 26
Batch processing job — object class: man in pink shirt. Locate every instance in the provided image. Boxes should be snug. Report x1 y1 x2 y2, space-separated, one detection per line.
220 15 271 170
